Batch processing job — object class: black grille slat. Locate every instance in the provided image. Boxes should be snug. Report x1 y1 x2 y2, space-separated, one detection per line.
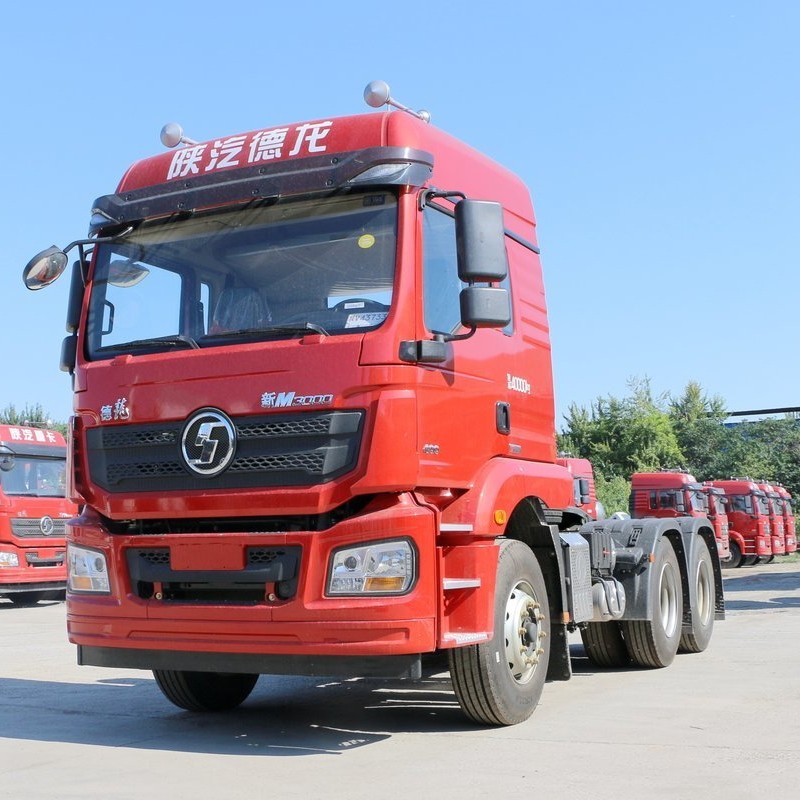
87 410 364 493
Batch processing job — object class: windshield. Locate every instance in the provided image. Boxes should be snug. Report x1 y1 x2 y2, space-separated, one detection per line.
755 494 770 515
86 192 397 357
0 456 67 498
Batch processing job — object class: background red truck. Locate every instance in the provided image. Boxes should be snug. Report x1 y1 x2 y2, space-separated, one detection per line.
0 425 75 605
556 456 604 520
629 471 730 561
775 485 797 553
23 81 724 725
706 479 771 568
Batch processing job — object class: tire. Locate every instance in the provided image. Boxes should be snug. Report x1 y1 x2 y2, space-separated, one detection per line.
763 555 775 564
448 539 550 726
725 540 743 569
742 555 759 567
679 537 715 654
152 670 259 712
622 537 683 668
8 592 44 607
580 622 630 668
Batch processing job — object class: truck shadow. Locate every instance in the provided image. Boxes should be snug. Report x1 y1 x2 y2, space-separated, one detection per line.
0 668 479 756
721 567 800 611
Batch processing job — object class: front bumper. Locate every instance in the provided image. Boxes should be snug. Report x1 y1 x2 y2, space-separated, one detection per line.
66 495 439 668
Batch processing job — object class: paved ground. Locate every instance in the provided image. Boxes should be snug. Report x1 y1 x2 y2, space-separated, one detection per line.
1 560 798 800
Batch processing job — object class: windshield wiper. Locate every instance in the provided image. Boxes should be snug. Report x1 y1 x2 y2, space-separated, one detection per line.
206 323 329 339
103 334 200 352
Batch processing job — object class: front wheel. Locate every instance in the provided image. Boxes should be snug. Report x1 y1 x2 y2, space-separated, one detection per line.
153 670 259 712
448 539 550 726
724 540 743 569
679 537 715 653
622 537 683 668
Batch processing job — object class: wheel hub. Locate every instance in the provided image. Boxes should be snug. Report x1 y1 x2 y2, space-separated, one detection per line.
504 582 545 684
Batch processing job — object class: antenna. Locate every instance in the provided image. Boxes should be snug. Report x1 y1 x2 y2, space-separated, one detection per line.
160 122 198 148
363 80 431 123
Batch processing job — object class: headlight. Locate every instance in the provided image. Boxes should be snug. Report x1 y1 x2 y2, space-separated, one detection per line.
0 551 20 568
327 539 416 596
68 544 110 594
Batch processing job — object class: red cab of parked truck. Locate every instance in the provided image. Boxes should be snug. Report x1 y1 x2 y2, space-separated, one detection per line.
758 483 787 558
556 457 604 520
775 485 797 553
706 479 771 567
0 425 76 604
629 471 730 560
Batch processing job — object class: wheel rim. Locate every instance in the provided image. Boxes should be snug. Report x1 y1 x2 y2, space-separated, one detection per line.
503 579 544 685
696 559 713 625
659 562 680 637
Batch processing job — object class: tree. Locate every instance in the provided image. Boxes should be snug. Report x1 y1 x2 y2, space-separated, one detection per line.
559 377 684 480
0 403 67 435
668 381 728 480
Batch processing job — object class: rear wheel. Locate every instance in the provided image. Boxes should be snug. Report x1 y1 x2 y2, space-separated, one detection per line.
679 537 715 653
153 670 259 712
448 539 550 726
622 537 683 668
580 622 630 668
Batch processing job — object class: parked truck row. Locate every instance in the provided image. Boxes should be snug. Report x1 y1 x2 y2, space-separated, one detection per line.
23 81 724 725
629 470 797 568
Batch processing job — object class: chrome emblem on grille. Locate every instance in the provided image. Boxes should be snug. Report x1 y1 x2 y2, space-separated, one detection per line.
181 409 236 477
39 516 54 535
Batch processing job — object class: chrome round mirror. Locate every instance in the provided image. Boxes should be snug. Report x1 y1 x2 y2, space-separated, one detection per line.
160 122 185 148
23 246 69 290
364 80 391 108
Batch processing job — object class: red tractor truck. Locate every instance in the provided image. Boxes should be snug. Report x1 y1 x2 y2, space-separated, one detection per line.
706 479 771 568
775 485 797 553
758 482 792 561
556 456 604 521
0 425 75 604
22 81 724 725
629 471 730 561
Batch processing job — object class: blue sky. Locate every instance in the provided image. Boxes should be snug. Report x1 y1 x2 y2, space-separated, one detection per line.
3 2 798 429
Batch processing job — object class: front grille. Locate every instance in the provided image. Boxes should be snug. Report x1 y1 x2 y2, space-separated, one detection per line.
10 518 67 538
86 410 364 493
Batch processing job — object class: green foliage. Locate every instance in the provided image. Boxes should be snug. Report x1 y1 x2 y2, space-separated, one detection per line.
0 403 67 435
559 378 800 499
595 473 631 516
559 377 683 479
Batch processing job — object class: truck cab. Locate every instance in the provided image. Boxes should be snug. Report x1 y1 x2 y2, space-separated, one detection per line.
0 425 76 604
706 479 771 567
758 482 786 560
629 471 730 559
556 456 604 520
775 485 797 553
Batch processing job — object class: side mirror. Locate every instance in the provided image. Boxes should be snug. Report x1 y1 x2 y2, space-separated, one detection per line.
0 445 15 472
459 286 511 328
455 199 511 329
23 246 69 290
455 200 508 282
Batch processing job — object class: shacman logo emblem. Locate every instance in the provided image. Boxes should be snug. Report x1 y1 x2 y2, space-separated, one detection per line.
181 409 236 477
39 516 54 535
